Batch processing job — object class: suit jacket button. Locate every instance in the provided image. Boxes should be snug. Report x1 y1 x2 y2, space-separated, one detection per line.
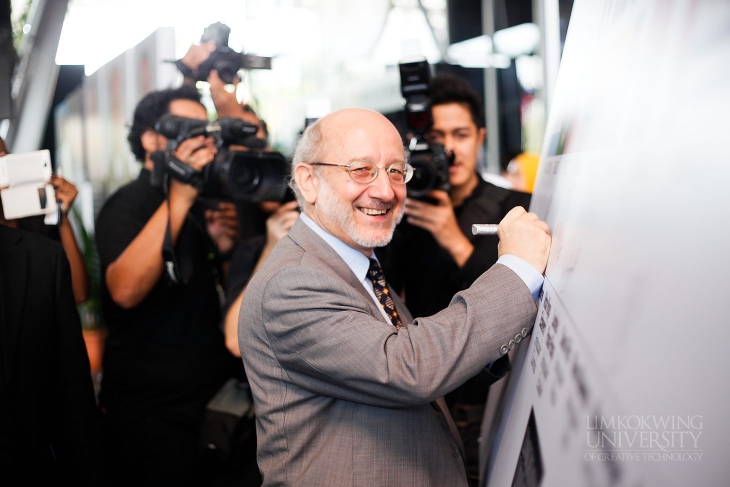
508 340 516 350
521 328 529 337
500 344 509 355
515 333 522 343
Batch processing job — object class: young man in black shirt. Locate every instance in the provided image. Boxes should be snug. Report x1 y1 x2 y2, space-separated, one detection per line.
95 85 239 485
377 74 532 485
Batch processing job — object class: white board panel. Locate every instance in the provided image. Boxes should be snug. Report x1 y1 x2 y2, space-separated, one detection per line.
485 1 730 486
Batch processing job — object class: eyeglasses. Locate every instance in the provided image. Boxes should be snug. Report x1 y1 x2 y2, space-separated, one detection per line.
310 161 413 185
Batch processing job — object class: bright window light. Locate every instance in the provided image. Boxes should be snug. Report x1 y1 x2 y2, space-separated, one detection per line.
493 23 540 58
446 35 511 69
55 0 248 75
372 6 442 65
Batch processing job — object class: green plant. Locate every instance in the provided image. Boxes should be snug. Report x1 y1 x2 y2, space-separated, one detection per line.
70 208 104 331
11 0 32 51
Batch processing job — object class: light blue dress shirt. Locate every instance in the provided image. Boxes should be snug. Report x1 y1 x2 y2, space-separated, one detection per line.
299 213 393 323
299 212 544 312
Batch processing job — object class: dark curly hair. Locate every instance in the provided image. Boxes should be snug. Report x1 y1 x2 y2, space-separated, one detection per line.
430 74 485 129
127 85 203 162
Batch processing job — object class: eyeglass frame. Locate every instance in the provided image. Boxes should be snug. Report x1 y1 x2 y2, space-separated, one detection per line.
308 160 414 185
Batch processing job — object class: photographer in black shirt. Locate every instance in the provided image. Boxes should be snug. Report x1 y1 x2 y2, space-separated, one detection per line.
95 85 239 486
377 73 532 485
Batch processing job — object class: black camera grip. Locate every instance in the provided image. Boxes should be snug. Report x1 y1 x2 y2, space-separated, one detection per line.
162 152 205 190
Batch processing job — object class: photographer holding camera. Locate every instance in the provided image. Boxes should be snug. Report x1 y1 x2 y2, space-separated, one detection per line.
94 85 240 485
175 22 288 238
377 72 532 485
176 21 271 121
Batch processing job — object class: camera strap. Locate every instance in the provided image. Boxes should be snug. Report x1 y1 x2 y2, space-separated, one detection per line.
162 209 183 285
172 59 195 79
160 178 224 310
161 175 195 286
165 153 206 191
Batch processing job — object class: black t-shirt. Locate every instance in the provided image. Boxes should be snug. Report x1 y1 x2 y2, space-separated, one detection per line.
224 234 265 313
379 176 531 317
376 176 531 404
95 168 235 424
235 201 268 240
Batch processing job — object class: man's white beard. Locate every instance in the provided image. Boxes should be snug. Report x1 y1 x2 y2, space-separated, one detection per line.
317 177 404 248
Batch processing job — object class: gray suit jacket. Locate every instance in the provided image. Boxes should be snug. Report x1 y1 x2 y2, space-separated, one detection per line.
239 219 536 487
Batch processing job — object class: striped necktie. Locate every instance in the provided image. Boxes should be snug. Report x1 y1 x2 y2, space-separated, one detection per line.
367 258 403 329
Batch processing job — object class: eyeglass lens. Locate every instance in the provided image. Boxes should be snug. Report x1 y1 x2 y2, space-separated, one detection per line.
348 161 409 184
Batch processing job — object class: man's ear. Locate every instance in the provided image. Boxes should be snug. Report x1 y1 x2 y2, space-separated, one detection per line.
477 127 486 146
294 163 319 205
141 129 159 154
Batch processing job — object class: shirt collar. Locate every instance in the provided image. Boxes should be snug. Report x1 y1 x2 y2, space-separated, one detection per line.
299 212 374 282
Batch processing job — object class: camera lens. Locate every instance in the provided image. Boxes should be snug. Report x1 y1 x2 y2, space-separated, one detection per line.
223 151 289 203
231 161 261 191
407 153 437 197
215 62 238 84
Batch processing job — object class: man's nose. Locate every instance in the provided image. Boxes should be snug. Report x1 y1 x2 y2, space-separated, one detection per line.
442 136 454 153
368 167 397 199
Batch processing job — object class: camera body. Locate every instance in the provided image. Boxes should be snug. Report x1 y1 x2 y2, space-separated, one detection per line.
197 47 245 85
150 115 289 203
195 22 272 84
200 150 289 203
407 139 452 195
398 59 453 199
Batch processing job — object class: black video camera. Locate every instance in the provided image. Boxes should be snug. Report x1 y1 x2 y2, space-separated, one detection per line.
398 59 453 199
150 115 289 203
196 22 272 84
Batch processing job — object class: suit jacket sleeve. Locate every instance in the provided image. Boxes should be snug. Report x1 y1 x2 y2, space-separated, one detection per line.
259 262 536 409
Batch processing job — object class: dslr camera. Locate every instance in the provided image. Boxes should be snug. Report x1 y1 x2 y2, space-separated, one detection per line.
150 115 289 203
195 22 272 84
398 59 453 199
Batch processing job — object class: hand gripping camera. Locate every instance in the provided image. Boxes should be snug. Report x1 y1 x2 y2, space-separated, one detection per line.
195 22 272 84
398 59 454 199
150 115 289 203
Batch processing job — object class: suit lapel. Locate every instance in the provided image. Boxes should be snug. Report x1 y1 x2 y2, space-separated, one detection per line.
288 219 387 321
0 226 28 384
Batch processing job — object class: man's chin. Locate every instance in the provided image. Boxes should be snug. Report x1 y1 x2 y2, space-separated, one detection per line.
346 206 403 249
363 225 395 248
350 226 397 249
371 234 394 248
353 236 392 249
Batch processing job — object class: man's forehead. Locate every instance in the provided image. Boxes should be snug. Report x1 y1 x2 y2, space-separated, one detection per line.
169 99 207 120
323 133 404 164
323 113 401 147
431 102 477 131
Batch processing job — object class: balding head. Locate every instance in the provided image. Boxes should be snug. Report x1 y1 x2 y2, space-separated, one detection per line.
290 108 408 255
318 108 402 153
290 109 405 205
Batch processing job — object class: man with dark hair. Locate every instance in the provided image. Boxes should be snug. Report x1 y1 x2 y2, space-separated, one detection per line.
94 85 239 485
125 85 203 163
377 73 533 485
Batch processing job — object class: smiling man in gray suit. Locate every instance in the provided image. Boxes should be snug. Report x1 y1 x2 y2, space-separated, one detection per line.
239 108 551 487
